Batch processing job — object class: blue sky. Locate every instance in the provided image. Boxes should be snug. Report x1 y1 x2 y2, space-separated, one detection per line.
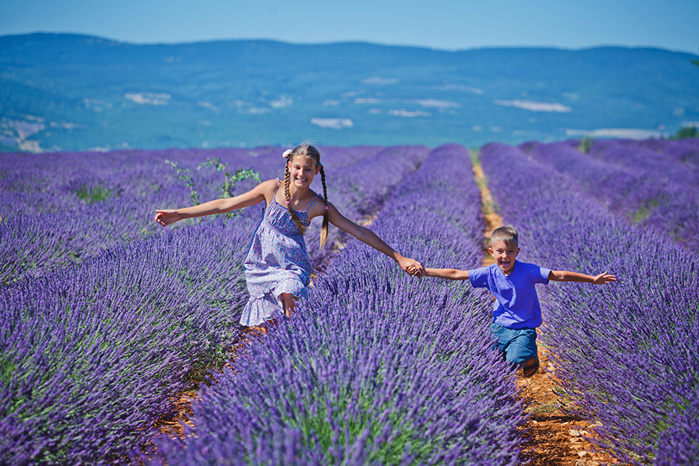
1 0 698 54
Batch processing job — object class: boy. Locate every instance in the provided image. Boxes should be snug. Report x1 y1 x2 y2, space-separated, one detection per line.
416 225 615 377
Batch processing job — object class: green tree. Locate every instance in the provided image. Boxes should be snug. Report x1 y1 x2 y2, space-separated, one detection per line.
672 126 698 139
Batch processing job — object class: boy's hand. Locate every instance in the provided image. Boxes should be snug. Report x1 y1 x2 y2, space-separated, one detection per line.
593 272 616 285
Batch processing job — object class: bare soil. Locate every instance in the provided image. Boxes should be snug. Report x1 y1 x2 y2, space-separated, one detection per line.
153 329 263 439
517 349 620 465
154 390 198 438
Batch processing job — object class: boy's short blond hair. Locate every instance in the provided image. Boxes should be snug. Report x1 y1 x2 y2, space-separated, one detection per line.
490 225 519 247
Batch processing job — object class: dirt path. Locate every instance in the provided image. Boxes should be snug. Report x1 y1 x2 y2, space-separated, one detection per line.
473 160 619 465
154 390 197 438
517 351 618 465
154 334 260 439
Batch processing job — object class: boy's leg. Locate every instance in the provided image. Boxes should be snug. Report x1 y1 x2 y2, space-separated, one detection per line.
503 328 539 376
489 322 510 358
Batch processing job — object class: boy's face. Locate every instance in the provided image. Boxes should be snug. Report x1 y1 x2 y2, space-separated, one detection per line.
489 240 520 275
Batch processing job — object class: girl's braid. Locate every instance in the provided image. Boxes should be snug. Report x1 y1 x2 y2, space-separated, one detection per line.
319 165 329 248
284 162 307 235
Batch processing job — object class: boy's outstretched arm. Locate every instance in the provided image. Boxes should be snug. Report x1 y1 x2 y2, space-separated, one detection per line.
548 270 616 285
418 268 470 280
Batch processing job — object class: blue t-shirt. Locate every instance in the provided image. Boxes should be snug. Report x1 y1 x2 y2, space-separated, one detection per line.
468 261 551 329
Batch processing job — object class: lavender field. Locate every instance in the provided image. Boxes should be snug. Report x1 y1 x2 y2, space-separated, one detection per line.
1 138 698 464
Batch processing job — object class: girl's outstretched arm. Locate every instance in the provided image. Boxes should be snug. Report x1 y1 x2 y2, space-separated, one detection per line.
155 179 276 226
325 203 423 275
548 270 616 285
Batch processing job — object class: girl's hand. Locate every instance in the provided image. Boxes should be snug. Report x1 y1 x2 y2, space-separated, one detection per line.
593 272 616 285
155 209 182 227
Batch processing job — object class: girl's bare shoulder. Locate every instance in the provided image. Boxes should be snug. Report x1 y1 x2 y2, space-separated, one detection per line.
253 178 280 204
258 178 279 191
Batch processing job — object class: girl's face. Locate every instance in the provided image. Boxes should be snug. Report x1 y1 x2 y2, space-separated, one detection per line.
288 154 319 189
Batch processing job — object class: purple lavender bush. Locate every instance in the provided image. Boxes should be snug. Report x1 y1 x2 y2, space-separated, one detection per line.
631 137 699 166
480 142 699 465
305 145 429 269
585 138 699 185
0 217 253 464
148 144 526 465
589 138 699 251
653 397 699 465
520 139 699 252
0 148 260 284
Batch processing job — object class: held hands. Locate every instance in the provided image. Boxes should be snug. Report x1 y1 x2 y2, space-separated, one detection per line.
399 257 424 277
407 264 425 278
154 209 182 227
593 272 617 285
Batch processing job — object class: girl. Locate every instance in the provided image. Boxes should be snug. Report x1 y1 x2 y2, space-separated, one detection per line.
155 144 423 328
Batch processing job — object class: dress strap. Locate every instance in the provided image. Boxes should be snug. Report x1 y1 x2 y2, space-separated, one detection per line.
269 179 281 207
306 193 321 211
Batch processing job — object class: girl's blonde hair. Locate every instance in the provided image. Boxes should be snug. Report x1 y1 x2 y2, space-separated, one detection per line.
283 144 330 248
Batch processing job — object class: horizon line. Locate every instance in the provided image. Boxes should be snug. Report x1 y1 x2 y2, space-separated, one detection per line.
2 31 697 56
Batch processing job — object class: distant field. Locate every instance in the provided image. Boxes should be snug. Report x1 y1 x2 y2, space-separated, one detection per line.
2 33 699 152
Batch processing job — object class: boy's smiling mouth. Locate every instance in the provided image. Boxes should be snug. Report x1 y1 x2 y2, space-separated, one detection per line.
498 258 515 273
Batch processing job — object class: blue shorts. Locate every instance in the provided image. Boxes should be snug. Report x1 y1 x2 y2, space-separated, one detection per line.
489 322 538 369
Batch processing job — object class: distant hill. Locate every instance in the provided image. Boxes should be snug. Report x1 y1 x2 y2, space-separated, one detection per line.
1 33 698 152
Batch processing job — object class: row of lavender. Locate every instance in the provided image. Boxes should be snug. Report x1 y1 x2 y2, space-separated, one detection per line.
1 218 251 464
0 145 427 464
619 137 699 165
521 138 699 251
480 143 699 464
148 145 527 465
1 147 257 285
